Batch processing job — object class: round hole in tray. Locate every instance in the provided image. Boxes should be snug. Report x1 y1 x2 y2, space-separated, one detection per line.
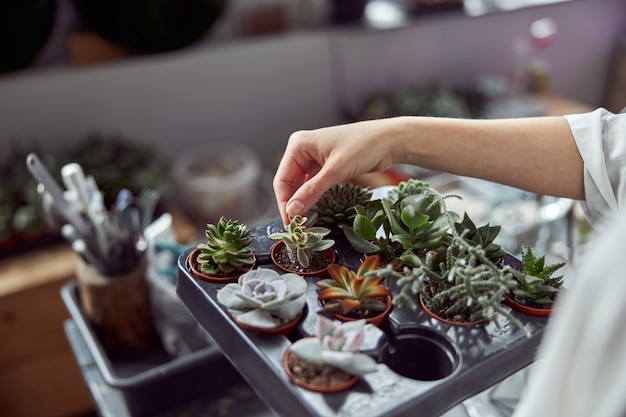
379 326 459 381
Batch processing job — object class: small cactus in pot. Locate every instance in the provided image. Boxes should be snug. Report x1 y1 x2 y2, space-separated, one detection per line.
191 217 255 282
216 268 307 333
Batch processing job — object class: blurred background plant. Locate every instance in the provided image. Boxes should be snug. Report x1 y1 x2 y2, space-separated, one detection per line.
71 0 225 55
0 133 169 257
0 0 56 74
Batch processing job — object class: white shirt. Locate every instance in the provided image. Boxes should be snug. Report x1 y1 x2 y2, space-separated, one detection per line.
512 108 626 417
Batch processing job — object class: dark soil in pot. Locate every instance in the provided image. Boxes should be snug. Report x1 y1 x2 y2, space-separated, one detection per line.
284 350 358 392
272 243 334 274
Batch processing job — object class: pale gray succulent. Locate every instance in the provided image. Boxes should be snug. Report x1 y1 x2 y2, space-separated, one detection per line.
216 268 307 329
289 316 378 376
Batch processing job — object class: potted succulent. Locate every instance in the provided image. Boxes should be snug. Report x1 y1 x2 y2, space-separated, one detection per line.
283 316 378 393
317 255 392 326
504 245 565 317
268 213 336 276
188 217 256 283
216 268 307 335
376 233 525 333
344 179 458 269
311 183 372 234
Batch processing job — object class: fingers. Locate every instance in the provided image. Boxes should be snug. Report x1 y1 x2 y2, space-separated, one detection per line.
273 131 318 225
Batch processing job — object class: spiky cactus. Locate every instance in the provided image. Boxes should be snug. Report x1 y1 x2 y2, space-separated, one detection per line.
196 217 255 276
312 183 372 230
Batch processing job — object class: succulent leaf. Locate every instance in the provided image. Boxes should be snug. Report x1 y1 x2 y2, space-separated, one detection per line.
318 256 390 315
289 316 378 375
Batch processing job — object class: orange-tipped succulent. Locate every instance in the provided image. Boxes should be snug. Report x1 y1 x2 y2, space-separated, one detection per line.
317 256 390 316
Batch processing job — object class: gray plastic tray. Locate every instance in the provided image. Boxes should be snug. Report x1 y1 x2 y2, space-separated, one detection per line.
176 220 547 417
61 280 242 416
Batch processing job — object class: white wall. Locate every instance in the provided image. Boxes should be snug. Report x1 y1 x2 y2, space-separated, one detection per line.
0 0 624 169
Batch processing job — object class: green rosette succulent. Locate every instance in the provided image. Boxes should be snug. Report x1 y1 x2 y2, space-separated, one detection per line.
312 183 372 230
196 217 255 276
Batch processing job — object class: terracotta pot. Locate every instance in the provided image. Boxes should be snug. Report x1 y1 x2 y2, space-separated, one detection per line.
321 294 393 327
232 308 304 336
503 291 563 318
418 293 484 327
187 248 255 284
282 345 359 393
270 241 336 278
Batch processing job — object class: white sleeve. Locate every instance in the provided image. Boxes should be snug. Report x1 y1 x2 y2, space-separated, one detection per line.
512 214 626 417
564 108 626 227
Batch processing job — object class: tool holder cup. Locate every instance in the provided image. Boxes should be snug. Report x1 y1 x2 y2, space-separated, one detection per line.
76 255 158 359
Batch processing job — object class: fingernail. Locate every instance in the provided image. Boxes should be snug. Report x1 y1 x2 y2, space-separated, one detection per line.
286 200 304 216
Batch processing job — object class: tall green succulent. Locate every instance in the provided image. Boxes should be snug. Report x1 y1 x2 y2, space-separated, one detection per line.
268 213 335 268
344 179 459 268
386 192 458 253
196 217 255 276
510 245 565 309
312 183 372 230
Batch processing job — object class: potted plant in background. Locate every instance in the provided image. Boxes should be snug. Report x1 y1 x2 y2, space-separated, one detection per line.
216 268 307 335
69 0 225 65
189 217 256 283
0 0 56 74
268 213 336 276
311 183 372 234
317 255 392 326
283 315 378 393
504 245 565 317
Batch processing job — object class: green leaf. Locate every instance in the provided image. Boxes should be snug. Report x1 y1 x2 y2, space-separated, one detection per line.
353 214 377 241
400 204 429 230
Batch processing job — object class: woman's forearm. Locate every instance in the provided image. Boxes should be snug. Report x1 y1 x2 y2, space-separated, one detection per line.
389 116 585 200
